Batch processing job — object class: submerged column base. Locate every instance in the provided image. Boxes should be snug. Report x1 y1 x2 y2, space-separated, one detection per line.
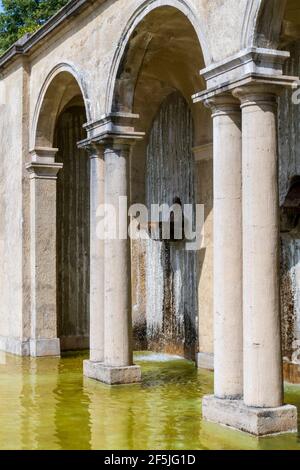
83 360 141 385
202 395 298 436
30 338 60 357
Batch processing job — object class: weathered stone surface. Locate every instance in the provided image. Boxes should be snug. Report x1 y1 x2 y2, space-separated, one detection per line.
145 92 197 359
278 41 300 367
202 395 298 436
196 352 214 371
0 0 299 438
0 336 30 356
83 360 141 385
30 338 60 357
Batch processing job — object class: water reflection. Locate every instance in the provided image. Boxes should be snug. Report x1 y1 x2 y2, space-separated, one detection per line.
54 354 91 449
0 351 299 449
0 354 61 449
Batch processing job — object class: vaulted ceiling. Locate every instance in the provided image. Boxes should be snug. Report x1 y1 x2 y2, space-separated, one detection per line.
281 0 300 46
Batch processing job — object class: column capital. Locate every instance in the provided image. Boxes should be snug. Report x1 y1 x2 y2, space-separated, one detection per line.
77 141 104 159
232 83 281 109
78 112 145 151
193 48 298 106
204 93 241 118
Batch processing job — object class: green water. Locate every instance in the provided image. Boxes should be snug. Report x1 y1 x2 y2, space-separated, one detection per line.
0 351 300 450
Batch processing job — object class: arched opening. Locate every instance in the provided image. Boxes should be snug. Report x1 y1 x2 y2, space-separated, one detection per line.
111 6 212 360
54 102 89 351
34 70 90 352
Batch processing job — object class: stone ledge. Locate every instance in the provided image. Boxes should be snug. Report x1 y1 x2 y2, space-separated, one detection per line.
202 395 298 436
83 360 141 385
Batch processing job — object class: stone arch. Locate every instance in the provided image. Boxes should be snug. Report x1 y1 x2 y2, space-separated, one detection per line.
29 63 91 354
241 0 287 50
241 0 261 48
100 0 212 361
105 0 211 115
31 63 91 149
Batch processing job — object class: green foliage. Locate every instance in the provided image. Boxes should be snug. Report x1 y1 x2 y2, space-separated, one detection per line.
0 0 70 55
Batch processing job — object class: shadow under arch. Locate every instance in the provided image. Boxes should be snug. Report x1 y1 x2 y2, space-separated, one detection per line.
105 0 211 115
242 0 287 50
31 63 91 150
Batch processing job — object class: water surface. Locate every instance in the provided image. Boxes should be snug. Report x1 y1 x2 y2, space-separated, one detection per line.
0 351 299 450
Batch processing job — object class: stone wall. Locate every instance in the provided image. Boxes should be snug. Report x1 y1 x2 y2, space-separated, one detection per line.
0 0 266 354
144 92 197 358
0 60 30 354
278 40 300 364
27 0 254 136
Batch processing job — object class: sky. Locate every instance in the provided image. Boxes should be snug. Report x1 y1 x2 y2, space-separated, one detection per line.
0 2 3 13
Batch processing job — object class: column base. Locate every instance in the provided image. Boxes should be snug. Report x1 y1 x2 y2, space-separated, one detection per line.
30 338 60 357
196 352 214 370
83 360 141 385
0 336 30 356
202 395 298 436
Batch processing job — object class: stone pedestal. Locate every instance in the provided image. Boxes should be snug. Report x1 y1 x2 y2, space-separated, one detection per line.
202 395 298 436
30 338 60 357
83 360 141 385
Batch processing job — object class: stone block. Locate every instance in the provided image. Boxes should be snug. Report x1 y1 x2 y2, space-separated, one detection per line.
202 395 298 436
30 338 60 357
83 360 141 385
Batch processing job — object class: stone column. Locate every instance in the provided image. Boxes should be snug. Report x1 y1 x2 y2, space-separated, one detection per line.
84 140 141 385
104 142 132 367
86 144 105 364
208 94 243 398
193 143 214 371
240 87 283 407
26 148 63 356
203 85 298 436
237 86 285 408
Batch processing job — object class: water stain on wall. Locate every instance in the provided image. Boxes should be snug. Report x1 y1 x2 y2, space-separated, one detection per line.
278 40 300 367
143 91 197 359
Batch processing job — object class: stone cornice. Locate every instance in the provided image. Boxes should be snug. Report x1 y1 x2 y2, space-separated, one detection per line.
78 113 145 148
201 47 290 89
26 147 62 179
26 162 63 179
29 147 59 163
193 73 298 104
193 47 299 104
0 0 101 72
